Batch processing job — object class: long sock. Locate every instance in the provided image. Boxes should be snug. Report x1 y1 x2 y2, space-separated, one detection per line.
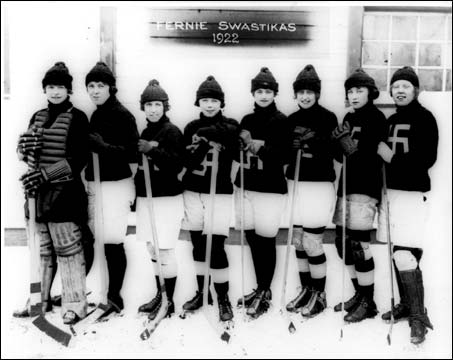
260 235 276 290
246 230 262 288
105 243 127 308
214 281 229 297
295 250 311 288
355 246 375 299
308 253 327 292
164 277 176 301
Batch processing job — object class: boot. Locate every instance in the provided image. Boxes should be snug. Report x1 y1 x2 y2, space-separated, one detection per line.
382 261 410 322
147 299 175 321
301 290 327 318
218 294 234 322
246 288 272 319
12 299 52 318
182 291 213 312
138 291 162 313
399 268 433 345
381 303 410 323
286 286 311 313
334 292 361 312
237 289 258 308
344 295 378 323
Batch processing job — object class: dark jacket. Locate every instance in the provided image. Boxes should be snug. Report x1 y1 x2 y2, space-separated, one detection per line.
85 96 139 182
182 111 239 194
286 103 337 182
234 102 290 194
334 102 388 201
385 100 438 192
135 116 184 197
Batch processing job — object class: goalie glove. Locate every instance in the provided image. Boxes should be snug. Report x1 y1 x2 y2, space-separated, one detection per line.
20 159 73 193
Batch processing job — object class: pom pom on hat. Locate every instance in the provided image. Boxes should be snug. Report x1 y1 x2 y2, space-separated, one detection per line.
344 68 379 100
251 67 278 93
293 64 321 94
42 61 73 91
85 61 116 87
140 79 169 110
195 75 225 107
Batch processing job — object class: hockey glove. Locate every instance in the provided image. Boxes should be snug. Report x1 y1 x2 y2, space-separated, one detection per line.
138 139 159 154
89 132 107 153
20 159 73 193
239 129 252 150
292 126 315 150
331 122 357 156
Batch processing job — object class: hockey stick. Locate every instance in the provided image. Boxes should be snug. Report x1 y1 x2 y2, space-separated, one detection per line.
23 129 71 346
140 153 169 340
91 153 110 319
280 149 302 334
340 155 347 340
201 145 231 343
239 149 246 320
382 164 395 345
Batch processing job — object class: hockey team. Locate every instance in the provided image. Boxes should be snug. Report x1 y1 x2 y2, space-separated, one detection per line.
14 61 438 346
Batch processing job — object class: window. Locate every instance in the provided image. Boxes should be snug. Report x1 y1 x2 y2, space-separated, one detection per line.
362 11 452 94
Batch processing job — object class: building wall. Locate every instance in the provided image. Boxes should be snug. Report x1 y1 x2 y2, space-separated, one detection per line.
2 4 451 236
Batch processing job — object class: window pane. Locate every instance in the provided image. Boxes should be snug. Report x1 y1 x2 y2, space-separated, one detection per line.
419 16 445 40
448 43 452 68
391 43 416 66
418 69 443 91
362 41 388 66
392 16 417 40
363 14 389 40
446 70 451 91
364 68 388 91
419 43 442 66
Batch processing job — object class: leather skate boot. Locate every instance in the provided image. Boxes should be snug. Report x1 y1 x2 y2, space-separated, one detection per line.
334 292 361 312
301 290 327 318
246 288 272 319
344 295 378 323
286 286 311 313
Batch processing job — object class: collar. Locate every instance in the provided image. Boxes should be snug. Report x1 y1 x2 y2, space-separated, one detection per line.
254 101 277 115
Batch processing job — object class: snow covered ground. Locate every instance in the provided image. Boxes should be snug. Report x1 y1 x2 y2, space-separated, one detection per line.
2 237 451 359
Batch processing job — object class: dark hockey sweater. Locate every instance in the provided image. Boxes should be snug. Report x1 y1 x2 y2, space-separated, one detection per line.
85 96 139 182
135 116 184 198
385 100 438 192
334 102 388 200
182 112 239 194
285 103 337 182
234 102 290 194
25 99 90 223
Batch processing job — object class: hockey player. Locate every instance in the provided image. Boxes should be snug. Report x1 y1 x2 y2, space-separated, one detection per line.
285 65 337 317
16 62 89 324
135 79 184 320
181 76 239 322
377 66 437 344
84 61 139 317
235 67 290 318
331 68 387 323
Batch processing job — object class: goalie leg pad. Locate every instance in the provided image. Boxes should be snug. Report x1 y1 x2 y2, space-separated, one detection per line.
49 222 84 257
393 250 418 271
58 251 87 319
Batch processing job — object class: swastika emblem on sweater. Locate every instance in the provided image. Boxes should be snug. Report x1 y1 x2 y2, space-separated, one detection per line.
243 152 263 170
192 148 214 176
388 124 410 153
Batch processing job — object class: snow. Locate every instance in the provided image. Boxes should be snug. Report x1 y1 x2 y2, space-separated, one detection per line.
2 238 451 359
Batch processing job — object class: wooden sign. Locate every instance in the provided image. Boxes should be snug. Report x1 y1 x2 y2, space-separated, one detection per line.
148 8 329 46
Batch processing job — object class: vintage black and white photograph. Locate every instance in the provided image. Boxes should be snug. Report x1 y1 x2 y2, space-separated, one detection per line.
1 1 452 358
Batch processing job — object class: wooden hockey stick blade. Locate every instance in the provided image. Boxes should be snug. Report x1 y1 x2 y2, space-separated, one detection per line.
32 315 71 346
140 303 169 340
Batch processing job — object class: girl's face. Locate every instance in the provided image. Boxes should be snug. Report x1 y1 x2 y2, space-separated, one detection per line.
45 85 68 105
199 98 221 117
253 88 275 108
391 80 416 107
296 89 317 109
87 81 110 106
144 101 164 122
347 86 369 110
